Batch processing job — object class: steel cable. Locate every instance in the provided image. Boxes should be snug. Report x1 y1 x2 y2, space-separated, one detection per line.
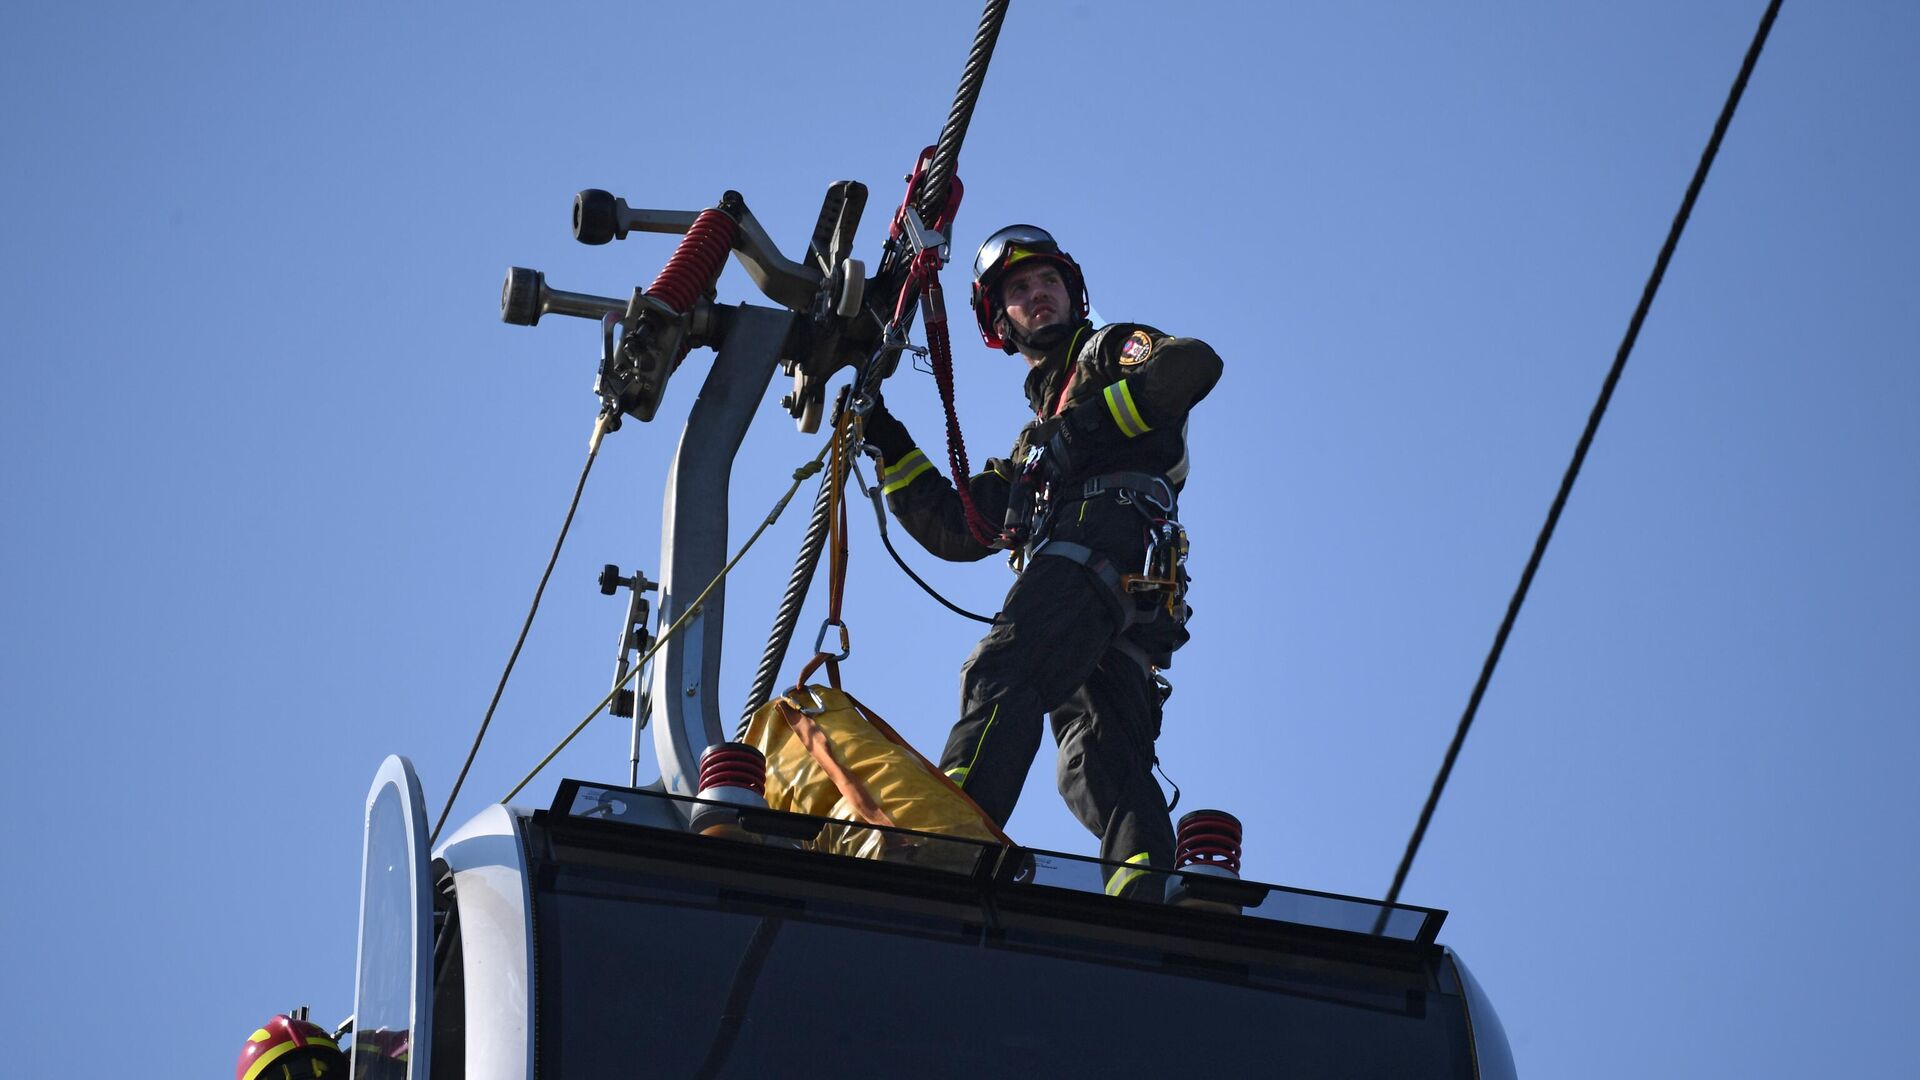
1373 0 1784 931
739 467 837 731
429 414 609 846
917 0 1011 224
739 0 1007 737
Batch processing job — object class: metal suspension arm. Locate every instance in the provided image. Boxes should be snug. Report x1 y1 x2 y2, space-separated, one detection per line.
573 188 822 312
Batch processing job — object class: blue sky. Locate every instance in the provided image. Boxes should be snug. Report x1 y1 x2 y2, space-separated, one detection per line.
4 2 1915 1076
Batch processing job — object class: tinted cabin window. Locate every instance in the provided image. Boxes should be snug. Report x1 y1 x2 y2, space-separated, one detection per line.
535 864 1474 1079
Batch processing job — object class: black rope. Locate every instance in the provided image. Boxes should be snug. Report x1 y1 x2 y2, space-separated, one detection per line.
429 415 608 846
918 0 1011 223
853 455 995 624
1374 0 1783 931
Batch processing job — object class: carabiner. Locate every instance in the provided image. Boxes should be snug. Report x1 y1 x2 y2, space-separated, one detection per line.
812 618 851 662
787 684 832 716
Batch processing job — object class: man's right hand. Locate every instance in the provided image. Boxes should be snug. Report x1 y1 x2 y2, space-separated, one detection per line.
860 393 916 462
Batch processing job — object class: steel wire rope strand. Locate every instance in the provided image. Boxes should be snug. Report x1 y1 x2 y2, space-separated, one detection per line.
737 348 916 733
502 439 834 804
429 415 609 846
737 0 1007 734
739 454 840 734
852 454 995 624
1372 0 1784 932
917 0 1011 224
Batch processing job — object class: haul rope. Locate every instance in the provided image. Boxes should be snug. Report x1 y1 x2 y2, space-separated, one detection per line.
739 471 836 726
740 0 1013 726
739 402 868 732
1373 0 1784 932
788 407 858 692
918 0 1010 226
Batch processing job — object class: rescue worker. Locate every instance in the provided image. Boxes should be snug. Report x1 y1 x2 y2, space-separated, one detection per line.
862 224 1222 899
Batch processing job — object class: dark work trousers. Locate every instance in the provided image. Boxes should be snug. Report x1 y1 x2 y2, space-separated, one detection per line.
937 551 1175 899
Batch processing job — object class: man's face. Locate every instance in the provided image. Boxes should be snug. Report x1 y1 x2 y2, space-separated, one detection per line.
998 261 1072 338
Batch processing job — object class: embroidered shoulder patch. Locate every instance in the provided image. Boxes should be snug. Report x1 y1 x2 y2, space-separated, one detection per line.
1118 329 1155 366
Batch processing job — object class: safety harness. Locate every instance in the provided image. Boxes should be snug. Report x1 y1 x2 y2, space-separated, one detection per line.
1005 345 1193 642
1028 470 1190 636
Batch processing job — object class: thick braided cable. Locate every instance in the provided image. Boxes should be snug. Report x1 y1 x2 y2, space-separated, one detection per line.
789 409 858 693
918 0 1010 224
739 472 835 732
735 0 1010 716
739 409 869 736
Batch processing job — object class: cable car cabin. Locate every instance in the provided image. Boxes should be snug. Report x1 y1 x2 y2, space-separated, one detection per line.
352 757 1515 1078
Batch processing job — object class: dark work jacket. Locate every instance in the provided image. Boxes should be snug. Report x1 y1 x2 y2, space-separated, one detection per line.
870 318 1223 567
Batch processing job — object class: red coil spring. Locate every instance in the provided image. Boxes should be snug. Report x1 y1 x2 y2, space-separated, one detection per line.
698 742 766 796
1175 810 1243 875
647 208 738 315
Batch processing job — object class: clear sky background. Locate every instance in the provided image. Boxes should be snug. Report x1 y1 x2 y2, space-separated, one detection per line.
5 2 1915 1076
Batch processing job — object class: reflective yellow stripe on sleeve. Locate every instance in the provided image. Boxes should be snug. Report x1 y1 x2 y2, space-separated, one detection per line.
880 448 933 494
1103 379 1151 438
1105 851 1154 897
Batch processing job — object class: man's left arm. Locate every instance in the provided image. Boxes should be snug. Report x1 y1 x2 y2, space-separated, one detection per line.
1058 325 1223 449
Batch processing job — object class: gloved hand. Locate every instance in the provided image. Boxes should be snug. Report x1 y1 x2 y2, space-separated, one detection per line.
859 393 916 463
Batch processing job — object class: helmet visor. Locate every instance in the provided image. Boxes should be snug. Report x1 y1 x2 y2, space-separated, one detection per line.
973 224 1061 282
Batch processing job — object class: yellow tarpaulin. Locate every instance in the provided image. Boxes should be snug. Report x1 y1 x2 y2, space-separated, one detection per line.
741 685 1009 865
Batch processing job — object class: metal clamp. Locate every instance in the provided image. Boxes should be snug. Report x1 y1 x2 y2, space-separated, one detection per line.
897 206 950 262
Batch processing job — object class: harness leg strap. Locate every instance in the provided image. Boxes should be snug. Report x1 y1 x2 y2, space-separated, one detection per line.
1031 540 1135 631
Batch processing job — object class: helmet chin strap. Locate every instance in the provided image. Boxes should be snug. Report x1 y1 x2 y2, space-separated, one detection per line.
1004 318 1075 358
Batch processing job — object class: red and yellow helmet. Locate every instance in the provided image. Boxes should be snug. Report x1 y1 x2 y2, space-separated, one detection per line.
236 1014 347 1080
970 224 1090 353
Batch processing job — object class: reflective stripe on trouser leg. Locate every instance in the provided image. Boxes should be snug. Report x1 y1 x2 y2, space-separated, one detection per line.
1106 852 1153 897
1051 642 1175 895
940 555 1121 827
943 703 997 788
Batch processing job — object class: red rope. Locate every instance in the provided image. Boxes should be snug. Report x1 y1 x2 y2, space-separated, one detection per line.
916 259 1002 548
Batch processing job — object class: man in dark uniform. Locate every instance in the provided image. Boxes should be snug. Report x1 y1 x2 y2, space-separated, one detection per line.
862 225 1222 899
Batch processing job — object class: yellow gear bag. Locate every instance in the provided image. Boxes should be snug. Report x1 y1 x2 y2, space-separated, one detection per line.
741 685 1010 866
